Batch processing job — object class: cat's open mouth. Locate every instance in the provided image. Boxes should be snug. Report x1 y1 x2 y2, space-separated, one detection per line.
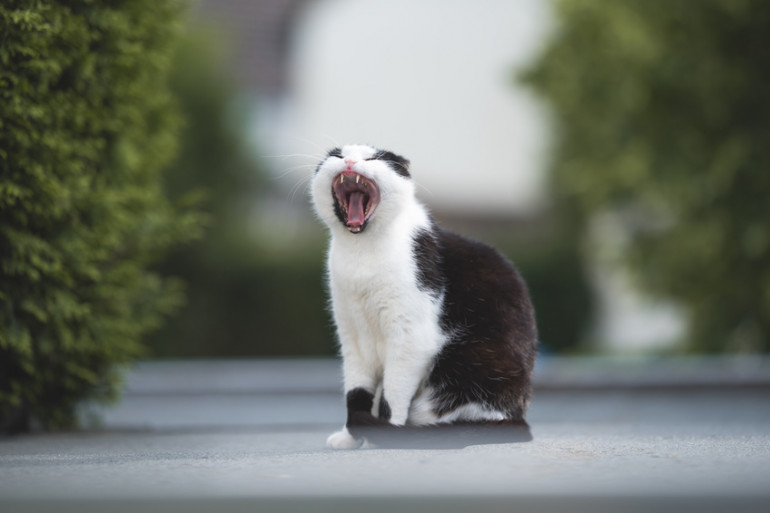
332 171 381 233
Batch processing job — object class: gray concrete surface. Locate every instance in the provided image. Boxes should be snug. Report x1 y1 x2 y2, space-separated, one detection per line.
2 357 770 512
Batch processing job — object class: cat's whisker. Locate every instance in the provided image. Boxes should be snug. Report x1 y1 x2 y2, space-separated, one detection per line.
414 180 435 197
263 153 324 161
279 135 335 157
286 173 314 204
270 164 318 181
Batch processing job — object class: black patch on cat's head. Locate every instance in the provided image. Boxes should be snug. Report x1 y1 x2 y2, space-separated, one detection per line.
369 149 411 178
315 147 343 174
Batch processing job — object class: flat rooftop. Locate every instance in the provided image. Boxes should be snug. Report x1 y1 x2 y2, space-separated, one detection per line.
2 356 769 512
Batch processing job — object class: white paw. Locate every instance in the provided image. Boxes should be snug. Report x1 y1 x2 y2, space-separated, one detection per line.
326 428 363 450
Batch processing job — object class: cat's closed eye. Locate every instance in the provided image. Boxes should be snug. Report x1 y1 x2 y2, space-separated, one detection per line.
368 150 410 177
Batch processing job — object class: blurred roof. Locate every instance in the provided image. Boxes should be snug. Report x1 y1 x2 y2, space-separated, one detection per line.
192 0 307 93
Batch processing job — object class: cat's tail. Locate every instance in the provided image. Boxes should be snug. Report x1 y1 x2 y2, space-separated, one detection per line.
347 418 532 449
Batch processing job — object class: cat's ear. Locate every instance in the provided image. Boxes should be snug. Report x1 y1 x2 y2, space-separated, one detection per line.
372 150 410 178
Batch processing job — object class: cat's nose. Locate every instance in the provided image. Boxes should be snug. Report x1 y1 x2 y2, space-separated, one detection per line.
344 157 358 167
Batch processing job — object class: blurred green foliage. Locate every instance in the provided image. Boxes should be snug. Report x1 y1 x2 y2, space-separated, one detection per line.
510 221 594 354
0 0 202 431
522 0 770 352
148 27 336 358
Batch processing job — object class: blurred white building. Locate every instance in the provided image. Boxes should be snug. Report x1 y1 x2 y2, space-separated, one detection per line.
281 0 552 216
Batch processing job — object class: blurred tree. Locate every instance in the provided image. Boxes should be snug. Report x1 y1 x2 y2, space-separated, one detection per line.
512 221 594 354
0 0 202 431
522 0 770 352
149 26 335 358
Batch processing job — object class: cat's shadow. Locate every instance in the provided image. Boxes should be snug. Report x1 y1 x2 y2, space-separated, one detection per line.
349 420 533 450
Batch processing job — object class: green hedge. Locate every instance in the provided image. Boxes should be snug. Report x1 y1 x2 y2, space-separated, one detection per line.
0 0 202 431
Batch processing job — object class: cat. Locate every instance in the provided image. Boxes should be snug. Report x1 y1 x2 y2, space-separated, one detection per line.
311 144 538 449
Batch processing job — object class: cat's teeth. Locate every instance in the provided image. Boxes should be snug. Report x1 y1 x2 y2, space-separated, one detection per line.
340 175 344 184
356 175 360 184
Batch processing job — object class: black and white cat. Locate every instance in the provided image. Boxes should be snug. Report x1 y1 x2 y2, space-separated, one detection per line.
311 144 538 449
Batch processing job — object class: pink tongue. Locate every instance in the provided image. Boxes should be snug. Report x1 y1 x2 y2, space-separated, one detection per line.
347 192 366 226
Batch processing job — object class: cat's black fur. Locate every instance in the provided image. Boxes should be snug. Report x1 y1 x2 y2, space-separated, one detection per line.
346 221 537 447
417 225 538 419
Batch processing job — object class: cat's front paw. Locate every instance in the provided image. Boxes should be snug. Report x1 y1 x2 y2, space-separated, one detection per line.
326 428 363 450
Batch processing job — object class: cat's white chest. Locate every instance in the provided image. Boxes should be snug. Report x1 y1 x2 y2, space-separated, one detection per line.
327 216 442 362
329 233 417 335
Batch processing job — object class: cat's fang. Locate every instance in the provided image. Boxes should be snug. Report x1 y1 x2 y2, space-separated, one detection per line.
356 175 360 184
